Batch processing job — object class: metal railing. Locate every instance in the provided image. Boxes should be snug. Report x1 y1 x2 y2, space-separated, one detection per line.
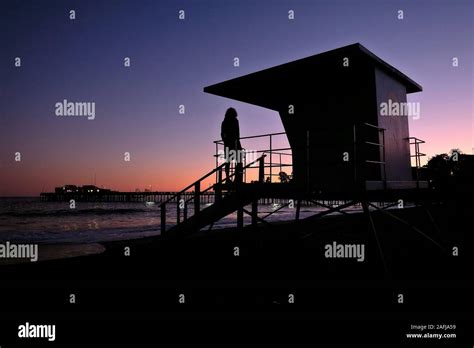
214 124 388 187
353 122 387 186
407 137 426 182
214 132 292 184
159 154 266 233
160 125 424 233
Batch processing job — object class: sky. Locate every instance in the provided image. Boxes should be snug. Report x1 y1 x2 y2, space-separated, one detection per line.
0 0 472 196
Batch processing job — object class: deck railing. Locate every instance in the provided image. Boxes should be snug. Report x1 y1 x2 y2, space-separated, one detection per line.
353 122 387 186
160 126 426 233
213 132 292 184
407 137 426 182
214 124 389 187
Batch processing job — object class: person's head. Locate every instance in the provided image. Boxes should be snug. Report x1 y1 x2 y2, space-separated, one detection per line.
224 107 237 119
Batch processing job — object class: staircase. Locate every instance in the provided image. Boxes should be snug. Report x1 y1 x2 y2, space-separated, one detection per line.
159 155 266 237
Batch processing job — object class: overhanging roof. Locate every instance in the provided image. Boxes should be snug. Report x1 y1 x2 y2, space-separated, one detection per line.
204 43 422 110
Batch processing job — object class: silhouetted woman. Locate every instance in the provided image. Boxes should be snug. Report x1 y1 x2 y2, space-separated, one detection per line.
221 107 243 183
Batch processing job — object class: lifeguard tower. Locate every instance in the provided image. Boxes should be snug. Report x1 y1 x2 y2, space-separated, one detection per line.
159 43 429 237
205 43 425 193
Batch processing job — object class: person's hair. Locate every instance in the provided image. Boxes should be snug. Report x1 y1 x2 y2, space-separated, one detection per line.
224 107 237 119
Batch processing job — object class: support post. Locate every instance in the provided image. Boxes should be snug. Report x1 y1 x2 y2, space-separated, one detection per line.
237 206 244 230
251 200 258 227
353 125 357 184
215 168 222 202
362 201 388 275
161 203 166 234
269 135 272 183
382 129 387 190
259 156 264 183
295 199 301 221
194 182 200 229
215 142 219 183
306 130 310 192
176 193 181 224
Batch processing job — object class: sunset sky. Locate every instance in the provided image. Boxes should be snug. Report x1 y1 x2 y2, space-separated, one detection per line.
1 0 472 196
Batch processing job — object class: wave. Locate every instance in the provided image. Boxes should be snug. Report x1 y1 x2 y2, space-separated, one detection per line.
0 208 151 218
0 224 160 244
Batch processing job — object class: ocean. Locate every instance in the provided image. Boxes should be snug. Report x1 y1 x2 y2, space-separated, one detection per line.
0 197 367 244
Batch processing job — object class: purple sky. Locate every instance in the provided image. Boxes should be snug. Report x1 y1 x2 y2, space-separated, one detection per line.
1 0 472 196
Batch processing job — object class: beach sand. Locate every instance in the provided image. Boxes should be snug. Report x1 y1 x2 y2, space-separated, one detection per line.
0 201 471 345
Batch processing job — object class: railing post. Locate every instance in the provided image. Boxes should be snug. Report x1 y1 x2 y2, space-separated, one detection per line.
194 182 200 226
176 193 181 224
235 162 243 185
415 140 420 189
382 129 387 190
243 149 246 183
269 134 273 183
416 141 420 168
259 156 264 183
215 168 222 202
306 130 310 191
353 124 357 184
215 142 218 183
161 203 166 234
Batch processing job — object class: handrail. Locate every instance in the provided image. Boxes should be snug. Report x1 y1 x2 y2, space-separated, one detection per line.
213 147 292 158
262 163 292 167
214 131 291 184
160 153 267 207
352 122 387 186
213 131 287 144
159 162 226 206
360 122 385 131
214 124 383 144
364 141 384 147
407 137 426 144
406 136 426 171
160 154 267 233
261 149 292 155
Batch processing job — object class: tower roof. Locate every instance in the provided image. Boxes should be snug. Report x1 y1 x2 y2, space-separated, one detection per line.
204 43 422 110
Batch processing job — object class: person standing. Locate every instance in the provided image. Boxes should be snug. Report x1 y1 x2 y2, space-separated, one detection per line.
221 107 243 183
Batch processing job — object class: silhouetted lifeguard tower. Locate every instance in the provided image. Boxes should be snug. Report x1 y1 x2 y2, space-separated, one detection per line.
205 43 425 193
159 43 430 239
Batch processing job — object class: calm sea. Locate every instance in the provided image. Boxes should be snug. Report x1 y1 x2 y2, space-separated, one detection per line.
0 197 344 244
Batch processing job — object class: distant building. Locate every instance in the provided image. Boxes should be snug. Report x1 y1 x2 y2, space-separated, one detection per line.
54 185 113 194
55 185 78 193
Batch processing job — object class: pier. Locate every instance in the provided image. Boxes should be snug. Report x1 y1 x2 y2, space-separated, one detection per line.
39 190 357 208
39 191 215 204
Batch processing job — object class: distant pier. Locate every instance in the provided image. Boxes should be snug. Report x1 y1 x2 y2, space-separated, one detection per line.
39 190 353 207
39 191 215 204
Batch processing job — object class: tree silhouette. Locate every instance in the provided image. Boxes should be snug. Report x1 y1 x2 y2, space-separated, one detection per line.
423 149 472 190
